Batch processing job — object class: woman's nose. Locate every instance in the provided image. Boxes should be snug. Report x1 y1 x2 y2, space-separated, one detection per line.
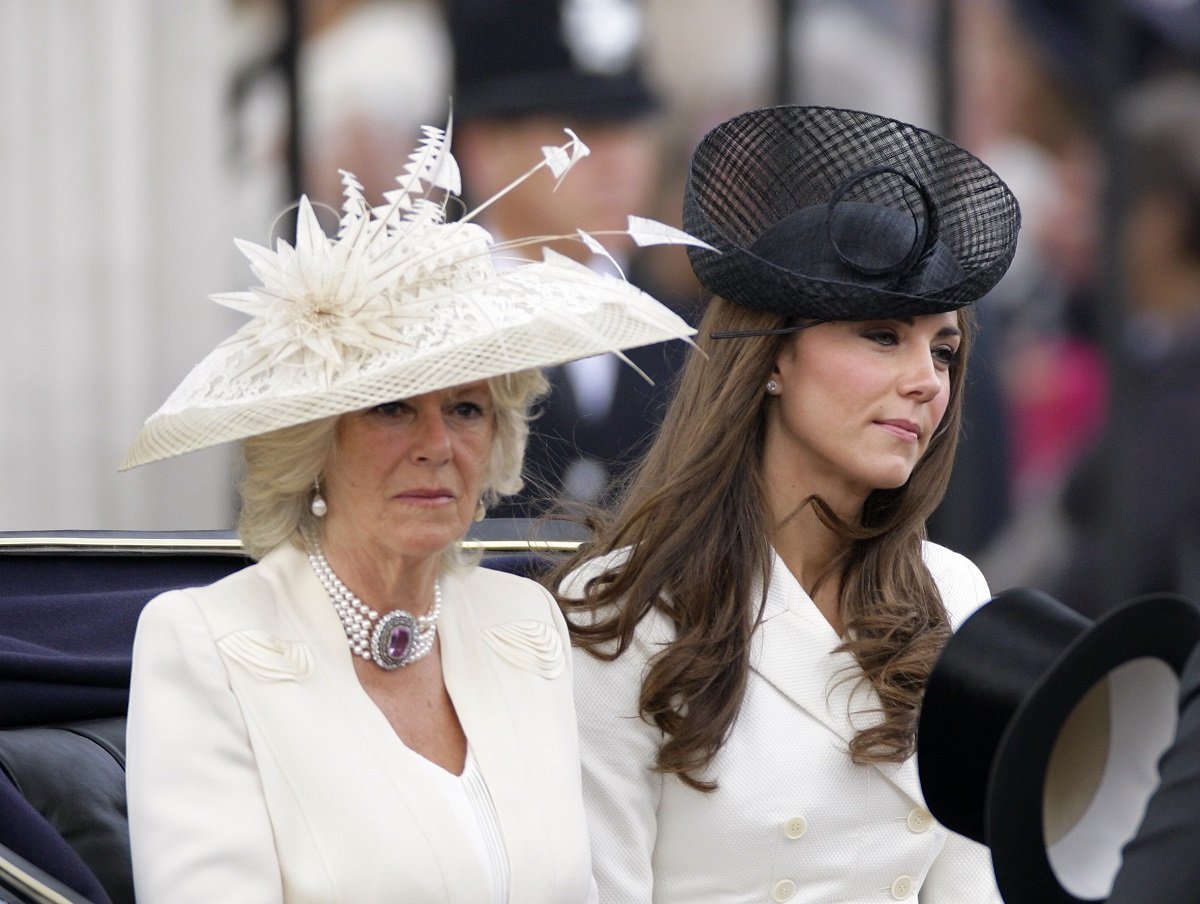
901 351 944 401
410 411 452 464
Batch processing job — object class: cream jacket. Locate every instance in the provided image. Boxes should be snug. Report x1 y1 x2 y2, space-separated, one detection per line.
127 543 595 903
566 542 1002 904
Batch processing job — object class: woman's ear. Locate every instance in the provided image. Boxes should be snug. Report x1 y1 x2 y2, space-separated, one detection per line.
770 338 796 390
764 360 784 397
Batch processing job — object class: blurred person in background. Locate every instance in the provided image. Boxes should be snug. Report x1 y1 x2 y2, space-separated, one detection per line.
639 0 777 299
1046 72 1200 616
300 0 451 207
963 0 1111 503
961 0 1111 587
787 0 939 130
228 0 450 213
445 0 695 520
970 0 1200 601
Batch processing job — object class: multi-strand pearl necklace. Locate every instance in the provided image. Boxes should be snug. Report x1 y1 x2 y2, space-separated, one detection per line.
306 536 442 670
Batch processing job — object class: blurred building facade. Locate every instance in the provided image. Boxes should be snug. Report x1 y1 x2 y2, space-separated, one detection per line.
1 0 245 530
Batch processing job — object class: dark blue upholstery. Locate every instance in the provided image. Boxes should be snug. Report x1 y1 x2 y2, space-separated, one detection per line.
0 771 110 903
0 545 250 904
0 553 250 728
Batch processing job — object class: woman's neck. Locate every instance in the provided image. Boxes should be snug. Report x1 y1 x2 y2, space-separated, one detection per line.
770 496 856 633
318 531 441 617
772 505 841 577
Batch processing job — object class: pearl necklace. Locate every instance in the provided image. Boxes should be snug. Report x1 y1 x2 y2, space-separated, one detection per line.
305 536 442 670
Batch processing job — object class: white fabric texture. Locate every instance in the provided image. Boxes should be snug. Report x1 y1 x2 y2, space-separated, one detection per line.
566 542 1002 904
127 544 597 903
413 748 509 904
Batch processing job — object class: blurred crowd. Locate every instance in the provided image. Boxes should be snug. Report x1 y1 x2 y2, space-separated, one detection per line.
229 0 1200 617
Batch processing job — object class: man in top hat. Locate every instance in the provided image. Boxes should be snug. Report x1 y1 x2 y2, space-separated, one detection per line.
445 0 693 520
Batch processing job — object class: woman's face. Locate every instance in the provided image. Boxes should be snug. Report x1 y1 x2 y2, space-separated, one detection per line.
763 313 961 508
321 381 495 562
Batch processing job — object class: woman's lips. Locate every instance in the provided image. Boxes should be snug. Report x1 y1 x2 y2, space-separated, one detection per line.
876 419 921 442
396 488 455 506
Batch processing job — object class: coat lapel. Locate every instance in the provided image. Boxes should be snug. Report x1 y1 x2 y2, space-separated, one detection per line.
751 553 926 806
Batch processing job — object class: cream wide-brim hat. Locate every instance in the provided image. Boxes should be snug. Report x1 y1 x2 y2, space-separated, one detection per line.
122 125 701 470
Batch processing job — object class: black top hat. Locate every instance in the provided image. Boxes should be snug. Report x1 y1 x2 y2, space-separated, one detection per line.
682 105 1021 322
446 0 659 121
917 588 1200 904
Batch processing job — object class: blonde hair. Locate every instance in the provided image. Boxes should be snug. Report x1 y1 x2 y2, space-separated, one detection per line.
237 369 548 560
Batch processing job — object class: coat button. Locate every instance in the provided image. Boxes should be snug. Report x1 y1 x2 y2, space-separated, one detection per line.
783 815 808 839
890 875 914 899
906 808 932 833
771 878 797 902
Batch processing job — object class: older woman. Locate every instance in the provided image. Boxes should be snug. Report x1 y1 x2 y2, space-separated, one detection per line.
121 126 696 903
555 105 1021 903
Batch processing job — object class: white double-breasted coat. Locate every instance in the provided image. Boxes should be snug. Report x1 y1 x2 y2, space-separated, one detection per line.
567 542 1002 904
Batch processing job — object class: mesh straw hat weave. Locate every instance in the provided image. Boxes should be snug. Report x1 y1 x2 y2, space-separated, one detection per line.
122 124 702 470
682 105 1021 321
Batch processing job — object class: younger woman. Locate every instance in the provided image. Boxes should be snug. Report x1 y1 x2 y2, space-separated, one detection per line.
556 105 1020 903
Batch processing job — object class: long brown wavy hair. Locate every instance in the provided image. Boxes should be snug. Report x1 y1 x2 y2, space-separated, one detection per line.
553 296 971 790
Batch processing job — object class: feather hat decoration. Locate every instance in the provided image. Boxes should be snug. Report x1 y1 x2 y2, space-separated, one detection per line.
121 123 705 469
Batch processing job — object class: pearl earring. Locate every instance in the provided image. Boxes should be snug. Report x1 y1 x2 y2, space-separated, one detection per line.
475 499 486 522
310 479 328 518
766 379 780 395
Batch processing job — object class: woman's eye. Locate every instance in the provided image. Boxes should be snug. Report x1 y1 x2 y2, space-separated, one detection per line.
370 401 410 417
451 401 485 419
863 329 899 346
932 345 961 367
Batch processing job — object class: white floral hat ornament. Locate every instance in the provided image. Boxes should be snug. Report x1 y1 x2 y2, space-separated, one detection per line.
122 123 704 469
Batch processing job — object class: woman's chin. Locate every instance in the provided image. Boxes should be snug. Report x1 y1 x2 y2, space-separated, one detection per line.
381 517 472 562
868 465 918 492
409 533 469 561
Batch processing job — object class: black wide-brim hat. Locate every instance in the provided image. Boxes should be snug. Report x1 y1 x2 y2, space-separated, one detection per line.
918 588 1200 904
682 105 1021 321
